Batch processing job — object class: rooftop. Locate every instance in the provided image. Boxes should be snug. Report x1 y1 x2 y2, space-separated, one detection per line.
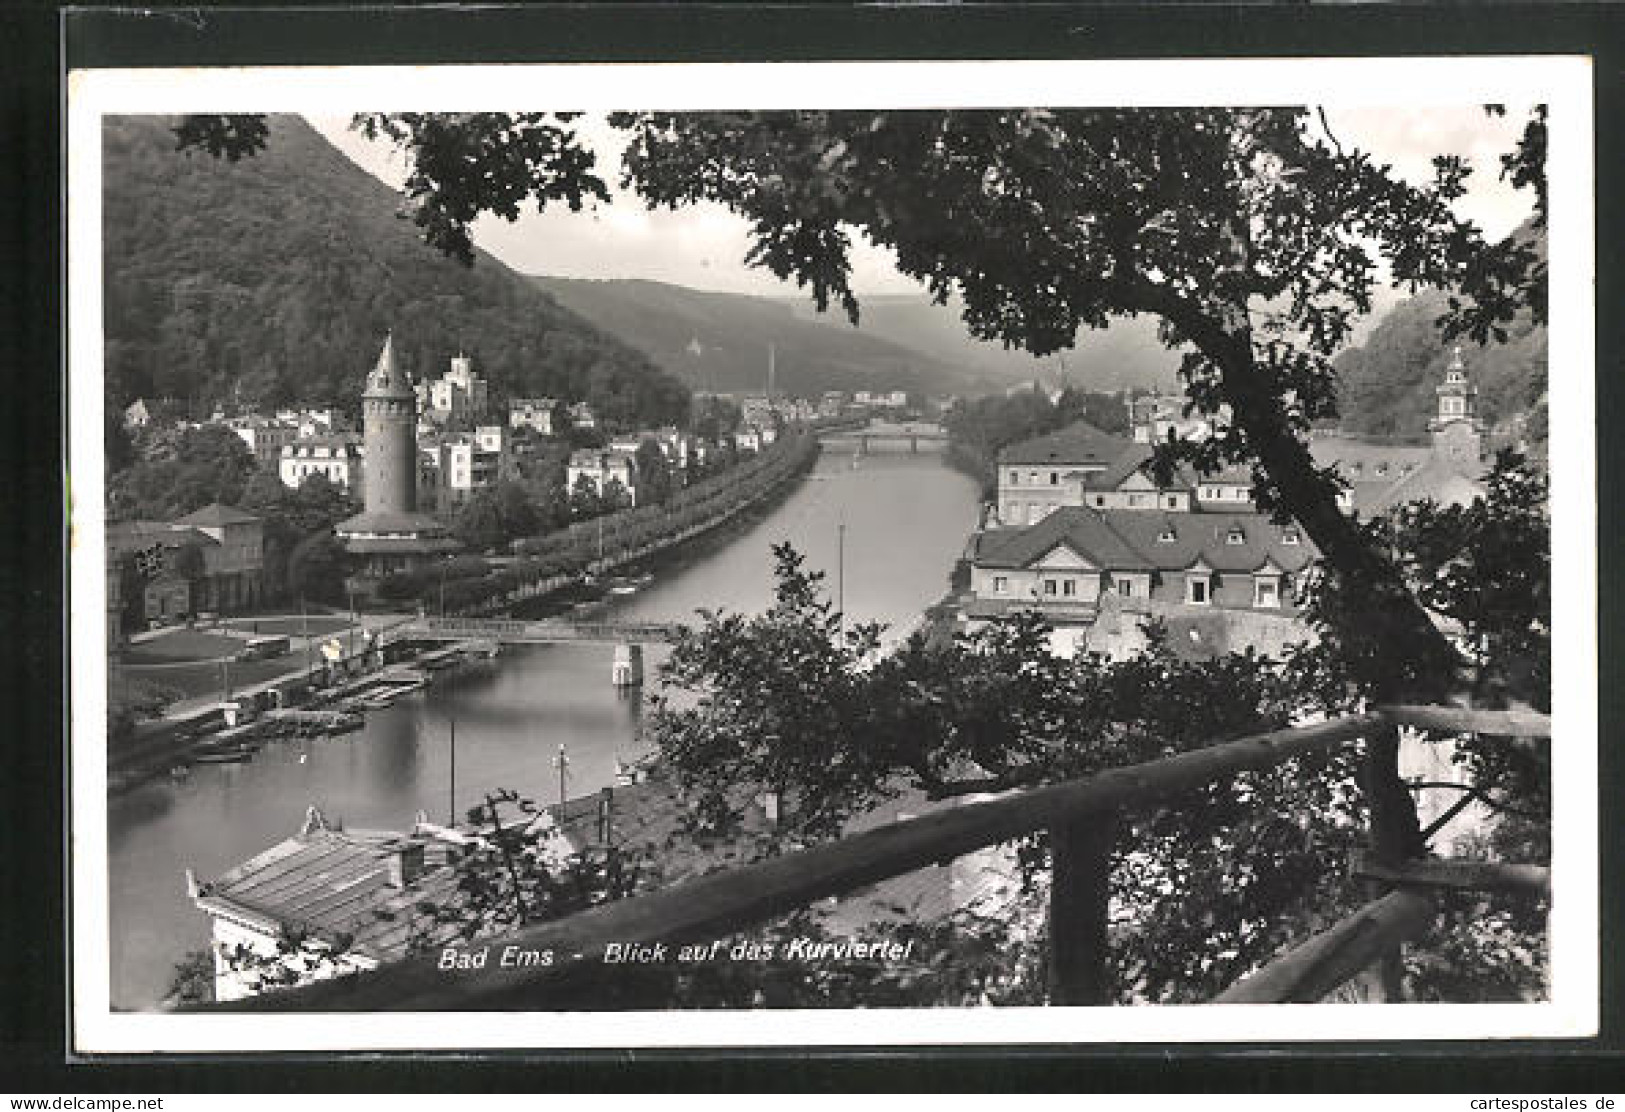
973 507 1318 576
174 502 260 527
998 420 1134 468
195 823 473 963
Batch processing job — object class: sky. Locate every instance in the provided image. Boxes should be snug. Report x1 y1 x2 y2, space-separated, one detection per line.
309 106 1538 301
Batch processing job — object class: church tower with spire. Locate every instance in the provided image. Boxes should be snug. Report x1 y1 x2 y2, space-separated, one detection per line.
1427 345 1485 464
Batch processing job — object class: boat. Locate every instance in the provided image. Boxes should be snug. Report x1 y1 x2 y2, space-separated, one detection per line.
193 750 252 765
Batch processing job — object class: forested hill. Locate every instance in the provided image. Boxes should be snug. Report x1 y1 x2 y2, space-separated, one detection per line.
528 276 992 399
1334 224 1547 445
102 115 690 428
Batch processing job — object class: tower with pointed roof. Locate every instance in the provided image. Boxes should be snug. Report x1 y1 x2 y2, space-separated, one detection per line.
336 335 458 580
362 333 417 516
1428 345 1484 464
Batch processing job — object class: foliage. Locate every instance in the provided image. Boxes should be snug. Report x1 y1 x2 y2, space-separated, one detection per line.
414 790 648 942
353 113 610 266
634 439 674 505
645 547 1397 1001
942 388 1079 494
286 532 354 605
107 425 258 521
651 544 891 840
162 949 217 1006
237 471 360 602
451 489 508 552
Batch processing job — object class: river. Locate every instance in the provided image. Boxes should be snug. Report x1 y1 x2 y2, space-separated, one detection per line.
104 446 980 1009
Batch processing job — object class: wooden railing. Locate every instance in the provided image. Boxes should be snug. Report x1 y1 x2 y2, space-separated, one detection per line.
215 704 1550 1012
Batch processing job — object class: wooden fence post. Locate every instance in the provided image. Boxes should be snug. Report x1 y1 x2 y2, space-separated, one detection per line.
1361 718 1427 1001
1048 811 1116 1006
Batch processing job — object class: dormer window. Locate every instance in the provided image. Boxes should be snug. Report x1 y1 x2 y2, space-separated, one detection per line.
1281 528 1301 546
1157 527 1177 543
1225 527 1246 545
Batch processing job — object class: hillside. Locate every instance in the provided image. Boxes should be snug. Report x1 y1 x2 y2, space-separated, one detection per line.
528 276 996 399
102 115 689 428
788 293 1182 395
1333 224 1547 444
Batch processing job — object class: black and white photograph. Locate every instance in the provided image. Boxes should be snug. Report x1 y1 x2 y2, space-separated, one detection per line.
65 56 1596 1054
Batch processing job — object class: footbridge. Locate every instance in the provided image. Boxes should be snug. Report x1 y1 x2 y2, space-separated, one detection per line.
820 422 948 455
393 616 683 645
390 616 683 686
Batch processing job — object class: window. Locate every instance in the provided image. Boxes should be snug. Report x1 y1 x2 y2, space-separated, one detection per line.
1049 471 1059 485
1043 579 1058 596
1118 578 1133 597
1095 496 1106 507
1157 528 1176 543
993 576 1008 595
1009 471 1019 485
1128 493 1149 508
1165 496 1179 508
1063 579 1077 597
1255 578 1280 608
1282 528 1301 546
1187 577 1209 605
1226 527 1246 545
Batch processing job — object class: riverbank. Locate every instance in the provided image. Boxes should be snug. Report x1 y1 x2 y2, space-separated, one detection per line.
490 432 823 620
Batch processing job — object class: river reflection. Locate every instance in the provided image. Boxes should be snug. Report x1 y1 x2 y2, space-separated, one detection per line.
104 449 979 1008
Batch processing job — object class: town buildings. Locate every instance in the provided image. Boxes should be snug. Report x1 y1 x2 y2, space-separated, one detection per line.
964 351 1493 657
415 353 489 425
106 503 266 624
223 416 300 468
996 422 1194 526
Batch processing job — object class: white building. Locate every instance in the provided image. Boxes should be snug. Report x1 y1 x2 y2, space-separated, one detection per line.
509 397 560 436
279 436 363 492
567 449 638 506
437 426 509 506
416 354 490 424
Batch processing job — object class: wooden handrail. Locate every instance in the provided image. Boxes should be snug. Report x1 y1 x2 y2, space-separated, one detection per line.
203 705 1551 1012
219 712 1385 1012
1378 705 1552 738
1212 890 1436 1004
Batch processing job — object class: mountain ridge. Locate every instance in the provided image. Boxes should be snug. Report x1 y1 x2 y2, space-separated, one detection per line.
102 114 691 429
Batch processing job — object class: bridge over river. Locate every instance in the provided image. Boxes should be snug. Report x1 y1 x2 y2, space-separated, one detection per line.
819 421 947 455
390 616 684 685
392 616 683 645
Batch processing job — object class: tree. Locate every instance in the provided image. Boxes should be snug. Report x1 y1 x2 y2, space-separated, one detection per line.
650 544 888 840
633 440 674 505
567 471 604 522
451 489 507 551
286 533 352 605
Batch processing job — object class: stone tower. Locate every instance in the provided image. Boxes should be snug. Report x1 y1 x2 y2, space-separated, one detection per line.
362 333 417 515
1428 345 1484 464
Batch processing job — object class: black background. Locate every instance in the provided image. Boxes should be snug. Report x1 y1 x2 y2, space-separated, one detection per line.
7 0 1623 1093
